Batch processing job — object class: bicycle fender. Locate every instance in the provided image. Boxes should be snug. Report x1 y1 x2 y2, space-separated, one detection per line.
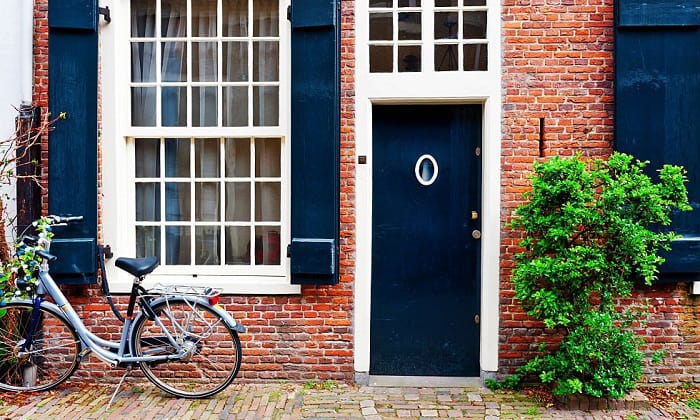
5 297 64 318
145 296 247 334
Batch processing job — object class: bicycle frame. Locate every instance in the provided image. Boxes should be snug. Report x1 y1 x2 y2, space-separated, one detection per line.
15 260 244 369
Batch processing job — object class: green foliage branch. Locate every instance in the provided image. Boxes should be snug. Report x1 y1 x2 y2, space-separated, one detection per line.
0 217 54 304
501 152 691 398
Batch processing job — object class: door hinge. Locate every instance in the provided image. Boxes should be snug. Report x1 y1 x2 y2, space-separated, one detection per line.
287 4 292 21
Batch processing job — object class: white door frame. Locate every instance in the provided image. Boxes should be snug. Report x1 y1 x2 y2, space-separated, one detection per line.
354 0 502 379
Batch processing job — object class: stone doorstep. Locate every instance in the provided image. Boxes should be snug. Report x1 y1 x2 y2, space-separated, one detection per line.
555 389 650 411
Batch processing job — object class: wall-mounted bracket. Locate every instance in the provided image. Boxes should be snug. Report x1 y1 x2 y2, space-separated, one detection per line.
99 6 111 23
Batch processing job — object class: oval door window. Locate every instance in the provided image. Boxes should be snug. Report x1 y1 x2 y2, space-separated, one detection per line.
415 154 439 186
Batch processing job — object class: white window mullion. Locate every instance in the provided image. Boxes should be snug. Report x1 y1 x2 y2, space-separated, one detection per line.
190 137 196 266
156 0 163 126
393 9 398 72
220 137 226 266
424 0 434 73
458 1 464 71
217 0 223 129
187 0 193 128
250 137 256 266
159 137 166 264
248 2 254 128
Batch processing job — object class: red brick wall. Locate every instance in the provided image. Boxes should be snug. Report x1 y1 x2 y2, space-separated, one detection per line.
501 0 700 384
34 0 49 213
33 0 356 383
35 0 697 385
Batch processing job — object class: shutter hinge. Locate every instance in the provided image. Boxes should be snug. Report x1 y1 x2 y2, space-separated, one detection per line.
99 6 112 23
286 4 292 21
102 244 114 259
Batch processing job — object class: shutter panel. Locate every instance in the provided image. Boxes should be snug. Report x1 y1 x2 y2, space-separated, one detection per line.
618 0 700 27
47 0 99 285
615 2 700 281
288 0 340 285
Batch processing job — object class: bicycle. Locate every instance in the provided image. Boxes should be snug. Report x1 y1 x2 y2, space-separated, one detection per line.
0 215 245 399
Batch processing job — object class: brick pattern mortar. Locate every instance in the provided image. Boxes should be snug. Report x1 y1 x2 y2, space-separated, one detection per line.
33 0 356 382
501 0 700 384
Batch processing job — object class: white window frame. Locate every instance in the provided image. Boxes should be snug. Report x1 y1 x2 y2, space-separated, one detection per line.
368 0 489 73
100 0 299 294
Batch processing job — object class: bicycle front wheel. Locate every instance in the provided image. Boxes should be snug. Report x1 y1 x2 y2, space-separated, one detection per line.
131 298 241 398
0 302 80 392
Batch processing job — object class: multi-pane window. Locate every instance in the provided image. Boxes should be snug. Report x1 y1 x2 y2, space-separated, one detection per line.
134 137 282 267
434 0 487 71
131 0 280 127
369 0 488 72
369 0 423 72
130 0 285 270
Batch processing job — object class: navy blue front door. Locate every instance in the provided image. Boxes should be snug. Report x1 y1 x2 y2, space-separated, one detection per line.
370 104 482 377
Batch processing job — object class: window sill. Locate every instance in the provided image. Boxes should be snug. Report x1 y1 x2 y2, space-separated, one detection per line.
107 269 301 295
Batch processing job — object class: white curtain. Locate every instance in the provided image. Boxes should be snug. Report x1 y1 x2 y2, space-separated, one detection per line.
223 0 249 127
161 0 187 126
131 1 156 126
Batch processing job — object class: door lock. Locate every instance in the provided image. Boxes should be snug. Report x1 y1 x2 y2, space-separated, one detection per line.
474 314 480 324
471 211 479 220
472 229 481 239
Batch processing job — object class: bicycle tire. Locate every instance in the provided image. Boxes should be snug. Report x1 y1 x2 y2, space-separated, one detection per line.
0 302 80 392
131 298 241 398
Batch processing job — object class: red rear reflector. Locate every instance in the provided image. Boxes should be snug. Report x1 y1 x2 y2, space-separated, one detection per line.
209 295 219 306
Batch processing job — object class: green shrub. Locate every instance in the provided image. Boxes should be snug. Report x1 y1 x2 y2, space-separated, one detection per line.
507 152 690 398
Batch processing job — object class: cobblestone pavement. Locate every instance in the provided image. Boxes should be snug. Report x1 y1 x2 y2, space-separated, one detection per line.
1 380 698 419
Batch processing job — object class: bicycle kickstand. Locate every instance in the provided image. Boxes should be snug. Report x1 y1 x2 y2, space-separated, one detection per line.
107 365 133 410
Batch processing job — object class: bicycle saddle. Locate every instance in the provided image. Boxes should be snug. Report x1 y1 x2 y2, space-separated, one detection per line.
115 256 160 277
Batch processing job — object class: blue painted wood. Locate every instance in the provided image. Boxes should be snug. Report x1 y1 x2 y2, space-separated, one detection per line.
290 239 336 275
615 13 700 277
290 0 336 28
49 239 97 285
289 0 340 285
370 105 481 376
618 0 700 27
49 0 98 31
48 1 98 284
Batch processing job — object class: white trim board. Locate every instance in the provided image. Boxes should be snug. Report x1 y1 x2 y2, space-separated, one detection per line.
354 0 502 376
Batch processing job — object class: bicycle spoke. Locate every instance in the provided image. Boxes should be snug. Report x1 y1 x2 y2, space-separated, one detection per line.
132 299 241 398
0 303 80 392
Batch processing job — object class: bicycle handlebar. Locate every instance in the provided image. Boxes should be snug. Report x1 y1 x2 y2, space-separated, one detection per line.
48 215 84 224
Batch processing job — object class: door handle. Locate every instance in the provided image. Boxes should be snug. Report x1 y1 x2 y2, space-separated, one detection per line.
472 230 481 239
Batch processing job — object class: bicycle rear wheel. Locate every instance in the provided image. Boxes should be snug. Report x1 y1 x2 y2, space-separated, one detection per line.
0 302 80 392
131 298 241 398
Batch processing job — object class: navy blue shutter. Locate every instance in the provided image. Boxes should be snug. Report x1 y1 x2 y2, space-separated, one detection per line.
47 0 99 284
288 0 341 285
615 0 700 280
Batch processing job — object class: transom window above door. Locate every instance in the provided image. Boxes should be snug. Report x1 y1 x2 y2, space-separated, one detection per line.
369 0 488 72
